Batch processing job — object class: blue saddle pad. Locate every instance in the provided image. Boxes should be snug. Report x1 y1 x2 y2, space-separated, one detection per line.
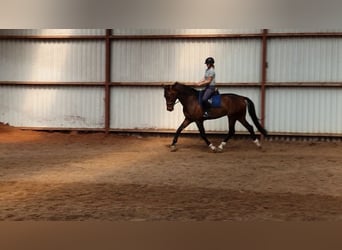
210 94 221 107
199 91 221 108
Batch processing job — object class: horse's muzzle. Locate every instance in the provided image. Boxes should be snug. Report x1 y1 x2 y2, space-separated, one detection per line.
166 102 174 111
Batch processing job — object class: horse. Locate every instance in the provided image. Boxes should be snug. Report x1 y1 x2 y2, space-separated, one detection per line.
163 82 267 152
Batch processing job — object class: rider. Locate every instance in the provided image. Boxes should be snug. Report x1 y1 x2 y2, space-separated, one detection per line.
197 57 216 118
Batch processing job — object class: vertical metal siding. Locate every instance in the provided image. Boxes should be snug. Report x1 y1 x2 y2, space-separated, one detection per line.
112 29 261 35
266 87 342 134
111 87 167 130
266 37 342 135
0 40 105 82
268 38 342 82
0 29 105 35
0 86 104 128
111 39 261 83
269 28 342 33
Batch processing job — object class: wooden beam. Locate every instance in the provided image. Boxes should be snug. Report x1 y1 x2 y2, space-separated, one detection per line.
0 35 106 40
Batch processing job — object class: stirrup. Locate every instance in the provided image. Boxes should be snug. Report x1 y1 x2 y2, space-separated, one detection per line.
203 111 209 118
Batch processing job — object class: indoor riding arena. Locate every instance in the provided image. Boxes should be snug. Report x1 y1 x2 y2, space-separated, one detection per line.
1 29 342 221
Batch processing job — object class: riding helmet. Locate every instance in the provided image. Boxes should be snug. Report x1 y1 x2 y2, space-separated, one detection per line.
205 57 215 64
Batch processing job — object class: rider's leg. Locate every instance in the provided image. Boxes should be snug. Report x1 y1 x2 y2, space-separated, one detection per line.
201 87 215 117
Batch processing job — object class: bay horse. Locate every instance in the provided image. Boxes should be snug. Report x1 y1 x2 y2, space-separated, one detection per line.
163 82 267 152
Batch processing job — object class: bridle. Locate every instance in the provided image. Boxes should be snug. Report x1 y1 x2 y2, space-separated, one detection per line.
166 99 179 110
168 99 179 106
165 87 180 110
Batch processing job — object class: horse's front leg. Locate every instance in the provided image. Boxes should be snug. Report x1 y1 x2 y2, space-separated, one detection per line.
195 121 216 152
170 118 192 151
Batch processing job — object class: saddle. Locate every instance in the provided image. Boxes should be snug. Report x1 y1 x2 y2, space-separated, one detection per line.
199 88 221 108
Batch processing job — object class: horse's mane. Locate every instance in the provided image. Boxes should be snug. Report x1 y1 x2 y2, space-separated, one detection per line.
173 82 198 96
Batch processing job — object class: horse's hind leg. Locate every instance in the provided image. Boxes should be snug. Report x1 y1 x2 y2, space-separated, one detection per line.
195 121 216 151
218 116 236 151
239 117 261 147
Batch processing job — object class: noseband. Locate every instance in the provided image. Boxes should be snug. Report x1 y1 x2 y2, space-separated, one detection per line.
167 99 179 109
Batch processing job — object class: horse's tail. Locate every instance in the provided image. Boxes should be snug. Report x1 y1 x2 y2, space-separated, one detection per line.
245 97 268 136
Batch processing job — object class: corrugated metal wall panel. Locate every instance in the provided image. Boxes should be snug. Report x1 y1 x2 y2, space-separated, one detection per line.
268 38 342 82
111 87 169 130
110 86 261 133
0 40 105 82
111 39 261 83
0 29 105 35
266 87 342 134
269 28 342 33
112 29 261 35
0 86 104 128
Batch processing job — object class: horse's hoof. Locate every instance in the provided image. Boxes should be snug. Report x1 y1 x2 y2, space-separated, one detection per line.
217 142 226 152
170 145 177 152
209 144 217 152
216 147 223 153
253 139 261 148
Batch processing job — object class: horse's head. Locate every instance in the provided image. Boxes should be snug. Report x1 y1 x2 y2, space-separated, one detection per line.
163 83 179 111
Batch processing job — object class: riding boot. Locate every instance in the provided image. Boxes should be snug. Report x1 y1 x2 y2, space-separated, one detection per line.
202 101 211 118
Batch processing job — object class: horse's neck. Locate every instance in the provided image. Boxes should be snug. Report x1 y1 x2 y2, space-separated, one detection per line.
175 85 197 97
177 89 199 107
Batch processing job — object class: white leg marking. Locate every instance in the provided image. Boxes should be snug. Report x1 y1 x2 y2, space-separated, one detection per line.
209 143 216 152
218 142 226 151
253 139 261 147
170 145 177 152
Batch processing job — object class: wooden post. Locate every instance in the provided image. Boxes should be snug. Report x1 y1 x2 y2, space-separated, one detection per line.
260 29 268 140
105 29 112 134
